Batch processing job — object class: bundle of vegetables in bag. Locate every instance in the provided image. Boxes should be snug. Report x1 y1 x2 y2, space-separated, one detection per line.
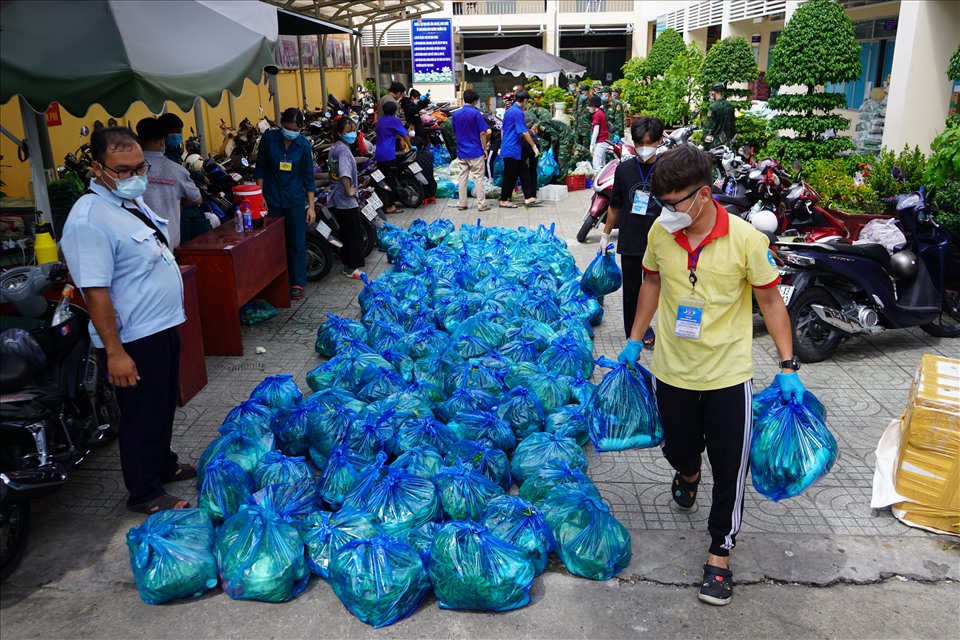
319 444 371 509
434 386 499 423
127 509 218 605
238 300 278 326
495 387 546 440
542 483 631 580
580 245 623 297
447 410 517 452
481 495 555 576
248 373 302 410
329 536 431 628
444 438 511 490
519 458 600 507
750 382 837 501
298 507 382 578
428 520 536 612
224 400 273 434
587 357 663 452
510 431 588 486
391 444 445 479
197 421 273 484
270 401 321 456
545 405 590 446
343 453 442 536
243 477 321 524
539 334 594 379
216 504 309 602
432 459 505 520
403 521 441 562
315 313 370 357
252 451 312 490
198 454 255 523
397 417 459 455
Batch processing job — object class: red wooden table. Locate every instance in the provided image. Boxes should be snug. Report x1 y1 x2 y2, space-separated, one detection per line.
174 217 290 356
177 265 207 406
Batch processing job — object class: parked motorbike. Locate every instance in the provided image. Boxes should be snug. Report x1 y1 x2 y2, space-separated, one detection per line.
1 262 120 581
393 150 427 208
775 186 960 362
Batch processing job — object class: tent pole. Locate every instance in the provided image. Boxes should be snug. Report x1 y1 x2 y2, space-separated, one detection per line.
269 73 281 124
372 23 382 98
297 36 309 110
193 99 208 158
350 23 359 100
19 97 52 225
319 35 328 114
228 94 237 128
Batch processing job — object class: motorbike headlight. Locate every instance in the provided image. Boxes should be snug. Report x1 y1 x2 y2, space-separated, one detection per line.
785 252 816 267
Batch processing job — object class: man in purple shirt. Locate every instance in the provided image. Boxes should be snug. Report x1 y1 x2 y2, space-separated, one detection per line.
452 89 492 211
374 101 411 214
499 89 540 208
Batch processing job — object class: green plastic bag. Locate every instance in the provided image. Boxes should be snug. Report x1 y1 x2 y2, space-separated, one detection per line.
239 300 278 326
126 509 218 605
510 432 587 486
428 520 536 612
432 460 505 521
198 455 255 523
518 459 600 507
298 507 382 578
481 495 555 576
542 484 631 581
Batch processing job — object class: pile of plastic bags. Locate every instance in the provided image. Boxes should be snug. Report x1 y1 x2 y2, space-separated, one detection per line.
126 220 635 625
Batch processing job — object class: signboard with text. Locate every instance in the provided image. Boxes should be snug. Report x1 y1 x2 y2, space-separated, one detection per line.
411 19 453 84
45 103 62 127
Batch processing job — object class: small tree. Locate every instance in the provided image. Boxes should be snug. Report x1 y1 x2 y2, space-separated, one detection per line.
700 36 759 110
648 42 706 127
645 29 686 79
949 42 960 81
615 57 651 114
765 0 862 162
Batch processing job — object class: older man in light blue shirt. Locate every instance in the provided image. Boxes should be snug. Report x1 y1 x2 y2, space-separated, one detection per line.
61 127 192 515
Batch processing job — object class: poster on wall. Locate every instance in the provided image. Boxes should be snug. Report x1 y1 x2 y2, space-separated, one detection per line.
300 36 319 68
325 37 336 69
278 35 300 70
411 18 453 84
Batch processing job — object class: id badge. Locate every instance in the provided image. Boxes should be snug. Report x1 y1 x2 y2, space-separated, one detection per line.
674 295 704 340
160 244 176 266
279 161 293 171
631 190 649 215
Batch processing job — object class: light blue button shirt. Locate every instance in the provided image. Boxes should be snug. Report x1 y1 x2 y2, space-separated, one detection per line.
61 181 185 348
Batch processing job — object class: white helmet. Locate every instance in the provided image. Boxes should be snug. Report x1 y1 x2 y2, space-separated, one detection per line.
185 153 203 173
750 209 779 234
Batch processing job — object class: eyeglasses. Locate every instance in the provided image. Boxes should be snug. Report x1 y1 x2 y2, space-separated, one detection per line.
655 185 703 212
100 161 151 180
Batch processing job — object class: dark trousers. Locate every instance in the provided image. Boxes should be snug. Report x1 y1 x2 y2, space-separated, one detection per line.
108 328 181 505
654 378 753 557
267 204 306 288
500 156 535 202
331 206 365 271
376 159 401 208
621 254 656 342
522 143 539 196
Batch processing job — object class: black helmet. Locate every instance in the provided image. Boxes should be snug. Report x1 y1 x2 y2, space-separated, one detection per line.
588 95 602 107
889 250 919 280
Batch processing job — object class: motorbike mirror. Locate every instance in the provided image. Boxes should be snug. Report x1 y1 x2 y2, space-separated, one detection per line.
241 157 250 167
891 166 904 182
790 160 802 173
366 108 374 114
191 127 195 135
325 112 331 118
79 125 90 137
739 145 750 158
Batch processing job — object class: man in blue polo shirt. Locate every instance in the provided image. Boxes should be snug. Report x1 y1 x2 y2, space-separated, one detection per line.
62 127 193 515
499 89 541 208
452 88 492 212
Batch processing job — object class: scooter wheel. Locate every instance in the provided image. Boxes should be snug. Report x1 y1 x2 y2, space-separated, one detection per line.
305 238 334 282
1 500 30 582
788 287 842 363
577 213 599 243
396 176 424 209
359 218 376 258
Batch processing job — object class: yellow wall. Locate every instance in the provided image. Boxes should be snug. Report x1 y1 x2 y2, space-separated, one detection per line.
0 69 353 199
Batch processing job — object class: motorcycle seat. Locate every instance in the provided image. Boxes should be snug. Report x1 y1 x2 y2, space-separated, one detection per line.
821 242 891 268
0 355 35 392
714 194 753 210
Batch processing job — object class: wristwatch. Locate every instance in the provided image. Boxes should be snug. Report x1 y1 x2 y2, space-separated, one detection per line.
779 356 801 371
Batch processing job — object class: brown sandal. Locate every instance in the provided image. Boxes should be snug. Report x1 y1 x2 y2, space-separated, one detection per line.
161 463 197 484
128 494 191 515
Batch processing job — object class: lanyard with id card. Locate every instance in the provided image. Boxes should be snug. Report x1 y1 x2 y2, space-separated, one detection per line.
675 247 706 340
630 157 656 216
279 161 293 171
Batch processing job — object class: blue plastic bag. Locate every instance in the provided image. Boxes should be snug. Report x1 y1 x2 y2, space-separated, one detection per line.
432 460 505 520
402 521 441 562
428 521 536 612
495 388 546 440
539 334 594 379
510 432 588 486
253 451 312 489
751 387 837 501
444 439 511 490
197 422 273 485
542 484 632 581
316 313 369 356
587 357 663 452
580 246 623 297
545 405 590 446
447 410 517 453
224 400 274 434
198 455 255 523
436 388 498 422
397 418 458 455
270 401 321 456
391 444 445 479
329 536 431 629
307 404 358 458
243 477 321 523
216 505 309 602
343 454 442 536
319 444 371 510
518 459 600 507
298 507 382 578
536 148 560 188
126 509 218 605
249 374 302 410
481 495 555 576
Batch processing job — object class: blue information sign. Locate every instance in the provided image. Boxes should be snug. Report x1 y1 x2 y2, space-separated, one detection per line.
411 18 453 84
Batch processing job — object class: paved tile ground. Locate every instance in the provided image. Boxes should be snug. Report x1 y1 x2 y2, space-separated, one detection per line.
39 188 957 543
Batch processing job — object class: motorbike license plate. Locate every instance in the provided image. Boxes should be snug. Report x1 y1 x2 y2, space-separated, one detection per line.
408 161 422 173
367 193 383 209
778 284 795 306
362 204 378 221
315 220 332 239
415 173 429 185
321 205 333 219
371 169 385 182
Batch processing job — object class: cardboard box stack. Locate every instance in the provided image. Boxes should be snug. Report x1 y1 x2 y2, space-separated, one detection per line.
892 354 960 535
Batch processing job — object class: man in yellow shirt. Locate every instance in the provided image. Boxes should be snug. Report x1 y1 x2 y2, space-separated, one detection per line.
618 145 805 606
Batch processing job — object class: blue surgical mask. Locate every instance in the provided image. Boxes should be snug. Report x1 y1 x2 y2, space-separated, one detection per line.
601 95 609 103
342 131 358 144
579 94 587 101
110 174 148 200
166 133 182 147
281 128 300 140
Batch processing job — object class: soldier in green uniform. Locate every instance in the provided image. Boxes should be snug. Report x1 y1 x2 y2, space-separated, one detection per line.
534 119 575 174
575 83 593 147
602 86 625 142
440 116 458 160
703 83 737 150
523 105 552 129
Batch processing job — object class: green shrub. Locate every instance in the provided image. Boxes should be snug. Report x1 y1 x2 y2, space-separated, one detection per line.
647 42 705 128
645 29 685 79
869 145 928 198
924 122 960 188
949 42 960 81
736 112 772 153
805 158 885 215
700 36 759 110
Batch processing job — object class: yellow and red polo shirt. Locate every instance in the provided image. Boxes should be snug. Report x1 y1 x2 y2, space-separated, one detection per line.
641 201 780 391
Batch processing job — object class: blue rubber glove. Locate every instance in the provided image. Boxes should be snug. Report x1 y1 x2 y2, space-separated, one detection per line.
411 146 418 152
612 135 621 144
775 372 806 404
618 340 643 364
424 93 431 102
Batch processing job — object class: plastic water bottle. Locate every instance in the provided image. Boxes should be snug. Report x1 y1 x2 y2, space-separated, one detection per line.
52 283 75 325
234 206 243 233
242 203 253 232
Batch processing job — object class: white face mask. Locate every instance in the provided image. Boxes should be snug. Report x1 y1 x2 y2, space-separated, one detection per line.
637 146 657 162
658 189 705 233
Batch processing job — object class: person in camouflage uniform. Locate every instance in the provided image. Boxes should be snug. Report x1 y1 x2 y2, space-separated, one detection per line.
703 83 736 150
523 105 552 129
439 116 458 160
602 86 625 141
534 119 576 174
575 82 593 147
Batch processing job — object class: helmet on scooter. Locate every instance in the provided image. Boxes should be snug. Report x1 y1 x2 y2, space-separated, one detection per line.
750 209 779 234
185 153 203 172
889 250 919 280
